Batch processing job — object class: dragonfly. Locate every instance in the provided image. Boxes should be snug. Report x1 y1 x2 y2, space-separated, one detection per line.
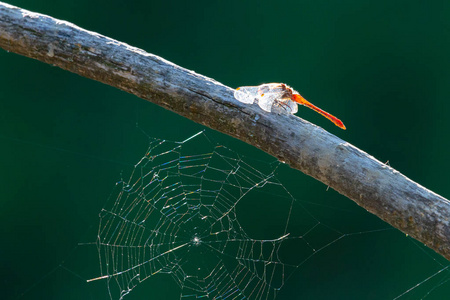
234 83 346 130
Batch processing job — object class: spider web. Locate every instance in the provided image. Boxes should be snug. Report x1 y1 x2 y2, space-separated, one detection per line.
87 131 368 299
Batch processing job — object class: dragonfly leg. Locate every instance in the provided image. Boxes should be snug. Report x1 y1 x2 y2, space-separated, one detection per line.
274 100 294 114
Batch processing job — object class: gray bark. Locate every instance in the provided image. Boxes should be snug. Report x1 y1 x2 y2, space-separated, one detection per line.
1 2 449 260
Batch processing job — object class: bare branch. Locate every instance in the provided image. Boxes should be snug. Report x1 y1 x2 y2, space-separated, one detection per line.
1 2 449 260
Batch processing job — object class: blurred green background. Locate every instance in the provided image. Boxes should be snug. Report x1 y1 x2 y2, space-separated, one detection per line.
1 0 450 299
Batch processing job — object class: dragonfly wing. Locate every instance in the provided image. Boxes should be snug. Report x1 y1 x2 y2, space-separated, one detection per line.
234 86 259 104
257 92 279 112
285 100 298 114
235 84 295 113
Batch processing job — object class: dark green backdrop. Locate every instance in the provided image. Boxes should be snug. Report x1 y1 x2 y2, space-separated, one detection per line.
1 0 450 299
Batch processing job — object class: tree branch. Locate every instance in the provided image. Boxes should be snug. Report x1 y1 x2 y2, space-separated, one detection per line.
1 2 449 260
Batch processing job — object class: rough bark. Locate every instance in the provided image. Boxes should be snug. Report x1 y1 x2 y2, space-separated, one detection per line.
1 2 449 260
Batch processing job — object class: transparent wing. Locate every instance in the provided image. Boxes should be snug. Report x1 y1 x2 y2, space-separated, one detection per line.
234 86 259 104
257 92 281 112
256 84 288 113
235 83 298 114
283 99 298 114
